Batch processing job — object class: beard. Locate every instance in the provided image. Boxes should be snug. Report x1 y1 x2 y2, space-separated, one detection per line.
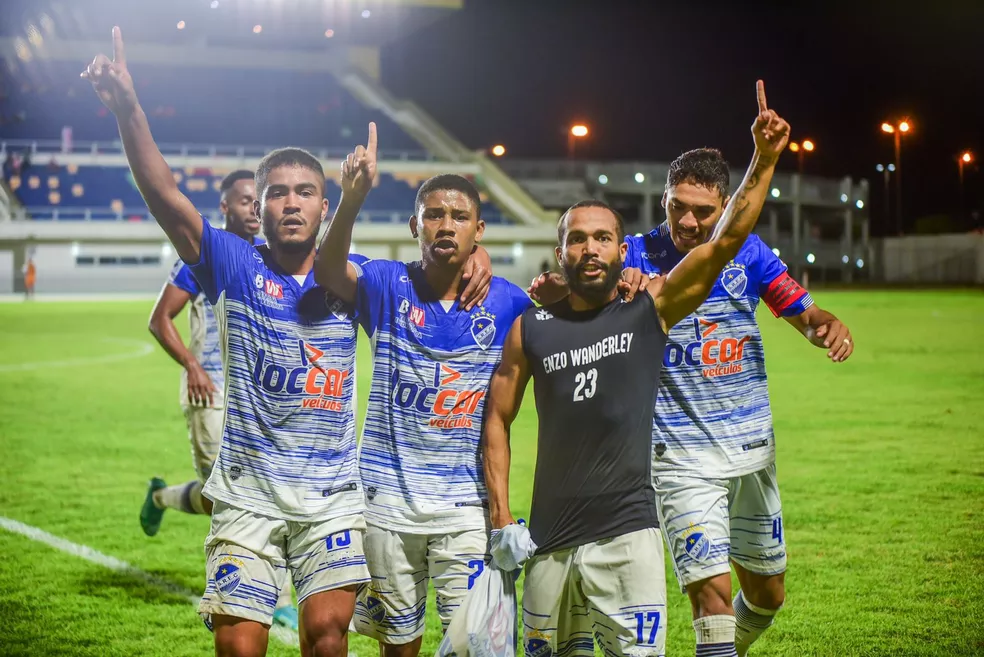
563 255 623 304
267 229 317 255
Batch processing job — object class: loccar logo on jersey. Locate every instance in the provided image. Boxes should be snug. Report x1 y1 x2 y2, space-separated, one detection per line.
251 340 349 410
390 363 485 429
663 316 751 378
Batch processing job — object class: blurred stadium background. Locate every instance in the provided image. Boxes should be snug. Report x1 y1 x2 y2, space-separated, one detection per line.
0 1 982 656
2 0 981 295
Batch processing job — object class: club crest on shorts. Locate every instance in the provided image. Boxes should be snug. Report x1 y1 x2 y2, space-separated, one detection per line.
470 308 496 350
721 262 747 299
364 594 386 623
682 524 711 562
526 637 553 657
215 557 245 596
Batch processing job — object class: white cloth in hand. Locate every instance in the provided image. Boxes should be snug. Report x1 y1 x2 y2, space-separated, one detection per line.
490 524 537 572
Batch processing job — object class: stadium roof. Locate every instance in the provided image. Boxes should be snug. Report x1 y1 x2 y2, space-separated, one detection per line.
0 0 461 51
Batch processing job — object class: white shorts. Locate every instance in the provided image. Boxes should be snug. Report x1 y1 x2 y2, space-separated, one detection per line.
199 501 370 627
353 524 489 644
522 528 667 657
183 405 224 483
654 464 786 592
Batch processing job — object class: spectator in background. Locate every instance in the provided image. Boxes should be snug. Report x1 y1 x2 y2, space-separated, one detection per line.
22 256 36 300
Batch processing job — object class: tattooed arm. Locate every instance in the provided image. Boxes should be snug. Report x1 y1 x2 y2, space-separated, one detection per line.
650 81 790 333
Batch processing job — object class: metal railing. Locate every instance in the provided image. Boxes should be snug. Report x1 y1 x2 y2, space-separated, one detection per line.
0 139 435 162
13 206 509 225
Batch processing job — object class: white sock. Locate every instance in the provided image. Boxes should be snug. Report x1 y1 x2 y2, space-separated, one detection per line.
152 481 207 514
693 614 737 657
733 590 780 657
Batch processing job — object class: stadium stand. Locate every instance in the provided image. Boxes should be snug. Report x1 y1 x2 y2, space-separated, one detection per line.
2 61 422 155
3 163 508 224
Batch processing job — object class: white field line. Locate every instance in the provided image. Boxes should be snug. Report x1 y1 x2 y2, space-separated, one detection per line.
0 337 154 372
0 515 299 647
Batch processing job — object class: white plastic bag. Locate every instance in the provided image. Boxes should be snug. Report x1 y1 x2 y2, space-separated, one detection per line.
435 565 518 657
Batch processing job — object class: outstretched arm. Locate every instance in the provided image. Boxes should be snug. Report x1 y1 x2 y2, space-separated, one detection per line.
82 27 203 264
482 316 532 529
314 123 378 303
653 80 789 332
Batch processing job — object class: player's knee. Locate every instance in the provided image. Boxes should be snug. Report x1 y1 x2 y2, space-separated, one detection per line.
307 628 346 657
688 575 733 618
743 573 785 610
213 622 266 657
381 637 422 657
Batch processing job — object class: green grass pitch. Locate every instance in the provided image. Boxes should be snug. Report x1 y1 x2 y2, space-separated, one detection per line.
0 290 982 656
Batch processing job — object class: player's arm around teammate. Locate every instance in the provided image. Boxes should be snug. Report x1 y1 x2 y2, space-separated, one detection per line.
82 27 203 263
314 123 492 308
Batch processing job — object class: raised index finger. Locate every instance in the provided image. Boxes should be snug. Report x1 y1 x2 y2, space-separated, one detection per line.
112 26 126 65
756 80 767 113
367 122 377 157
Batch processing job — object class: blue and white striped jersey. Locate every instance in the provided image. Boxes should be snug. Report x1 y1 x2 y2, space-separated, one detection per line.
354 260 533 533
169 258 225 408
168 235 264 409
625 223 813 478
188 219 366 521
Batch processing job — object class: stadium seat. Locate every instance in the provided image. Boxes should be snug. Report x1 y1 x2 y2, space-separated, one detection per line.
4 164 507 224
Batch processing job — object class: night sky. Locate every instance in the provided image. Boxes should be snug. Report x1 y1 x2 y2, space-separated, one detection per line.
381 0 984 236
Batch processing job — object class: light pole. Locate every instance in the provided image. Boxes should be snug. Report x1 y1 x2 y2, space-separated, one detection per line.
788 139 815 174
881 119 910 235
958 151 973 221
875 163 896 230
568 124 588 159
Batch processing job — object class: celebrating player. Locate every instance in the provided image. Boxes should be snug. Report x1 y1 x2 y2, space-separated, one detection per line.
141 169 299 630
530 109 852 657
142 170 258 528
314 126 531 657
85 28 368 657
484 81 789 657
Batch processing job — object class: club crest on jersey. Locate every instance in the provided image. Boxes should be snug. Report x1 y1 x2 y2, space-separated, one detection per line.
470 308 496 350
253 273 264 289
721 262 747 299
682 524 711 562
215 557 245 596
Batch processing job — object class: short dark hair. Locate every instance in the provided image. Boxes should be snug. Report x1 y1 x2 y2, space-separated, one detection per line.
415 174 482 218
558 200 625 244
219 169 254 196
666 148 730 199
255 148 325 197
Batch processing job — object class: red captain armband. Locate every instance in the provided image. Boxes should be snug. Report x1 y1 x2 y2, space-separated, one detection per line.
763 272 809 317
